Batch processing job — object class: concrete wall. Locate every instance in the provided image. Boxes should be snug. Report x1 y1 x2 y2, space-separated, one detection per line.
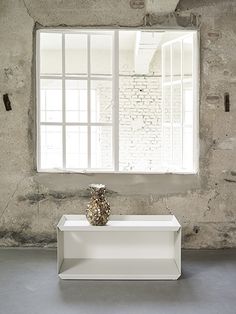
0 0 236 248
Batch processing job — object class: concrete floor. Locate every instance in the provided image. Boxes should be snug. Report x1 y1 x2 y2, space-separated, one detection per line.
0 249 235 314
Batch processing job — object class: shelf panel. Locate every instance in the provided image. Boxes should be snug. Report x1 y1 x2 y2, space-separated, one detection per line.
58 215 181 232
59 258 180 280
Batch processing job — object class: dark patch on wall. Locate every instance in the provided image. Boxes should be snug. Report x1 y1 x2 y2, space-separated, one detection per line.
48 191 77 199
176 14 193 27
142 11 200 28
0 230 56 247
18 193 46 204
206 56 224 68
183 232 194 242
18 187 118 205
206 95 221 104
130 0 145 9
224 178 236 183
4 68 13 80
183 226 200 242
207 30 221 42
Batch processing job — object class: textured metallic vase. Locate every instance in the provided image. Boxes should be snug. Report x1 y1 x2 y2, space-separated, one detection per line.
86 184 110 226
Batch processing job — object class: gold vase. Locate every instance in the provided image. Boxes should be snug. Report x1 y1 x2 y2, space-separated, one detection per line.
86 184 110 226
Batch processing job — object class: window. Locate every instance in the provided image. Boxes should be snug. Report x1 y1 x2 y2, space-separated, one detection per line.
37 29 198 173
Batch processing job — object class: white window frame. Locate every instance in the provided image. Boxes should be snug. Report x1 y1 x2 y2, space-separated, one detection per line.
36 28 199 174
161 32 199 173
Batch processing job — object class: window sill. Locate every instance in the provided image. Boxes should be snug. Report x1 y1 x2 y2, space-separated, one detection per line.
35 172 200 196
37 168 198 175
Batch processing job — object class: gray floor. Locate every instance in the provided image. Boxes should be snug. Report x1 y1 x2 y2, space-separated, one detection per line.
0 249 235 314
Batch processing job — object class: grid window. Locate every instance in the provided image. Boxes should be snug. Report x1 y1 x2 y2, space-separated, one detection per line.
37 29 198 173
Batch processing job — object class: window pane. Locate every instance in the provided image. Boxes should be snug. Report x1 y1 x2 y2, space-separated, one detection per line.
91 80 112 123
163 45 171 83
40 125 62 169
119 122 161 172
66 80 87 122
162 126 172 165
91 126 112 169
172 126 182 167
183 81 193 112
163 85 171 123
65 34 87 76
183 81 193 126
66 126 87 169
40 79 62 122
91 33 112 75
119 36 162 172
172 41 181 81
119 74 162 171
119 31 137 75
172 83 182 124
183 35 193 78
40 33 62 76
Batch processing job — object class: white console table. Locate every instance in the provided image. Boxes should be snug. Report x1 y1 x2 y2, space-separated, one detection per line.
57 215 181 280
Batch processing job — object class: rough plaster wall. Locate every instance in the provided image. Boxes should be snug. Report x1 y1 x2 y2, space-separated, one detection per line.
0 0 236 248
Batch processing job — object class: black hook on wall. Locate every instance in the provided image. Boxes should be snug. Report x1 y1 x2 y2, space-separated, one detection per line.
3 93 12 111
224 92 230 112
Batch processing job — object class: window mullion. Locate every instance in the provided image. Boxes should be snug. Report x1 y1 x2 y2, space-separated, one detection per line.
36 31 41 170
87 34 91 169
62 33 66 170
181 39 184 170
113 30 119 171
193 32 198 173
170 44 173 167
161 45 164 169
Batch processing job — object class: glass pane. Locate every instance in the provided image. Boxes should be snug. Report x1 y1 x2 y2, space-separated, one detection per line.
65 34 87 76
172 126 182 166
91 80 112 123
40 33 62 76
183 35 193 78
183 127 193 170
183 81 193 126
183 81 193 112
172 41 181 81
119 69 162 171
162 126 172 165
119 31 137 75
40 79 62 122
91 34 112 75
66 80 87 122
91 126 112 169
172 83 182 124
163 45 171 82
163 85 171 123
119 121 161 172
66 126 87 169
40 125 62 169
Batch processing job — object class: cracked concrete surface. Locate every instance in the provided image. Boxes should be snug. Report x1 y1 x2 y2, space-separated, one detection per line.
0 0 236 248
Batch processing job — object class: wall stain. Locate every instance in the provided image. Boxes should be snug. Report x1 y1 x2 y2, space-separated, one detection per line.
17 188 118 204
224 178 236 183
0 230 56 247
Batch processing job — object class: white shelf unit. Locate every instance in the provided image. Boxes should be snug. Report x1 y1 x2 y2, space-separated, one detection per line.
57 215 181 280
